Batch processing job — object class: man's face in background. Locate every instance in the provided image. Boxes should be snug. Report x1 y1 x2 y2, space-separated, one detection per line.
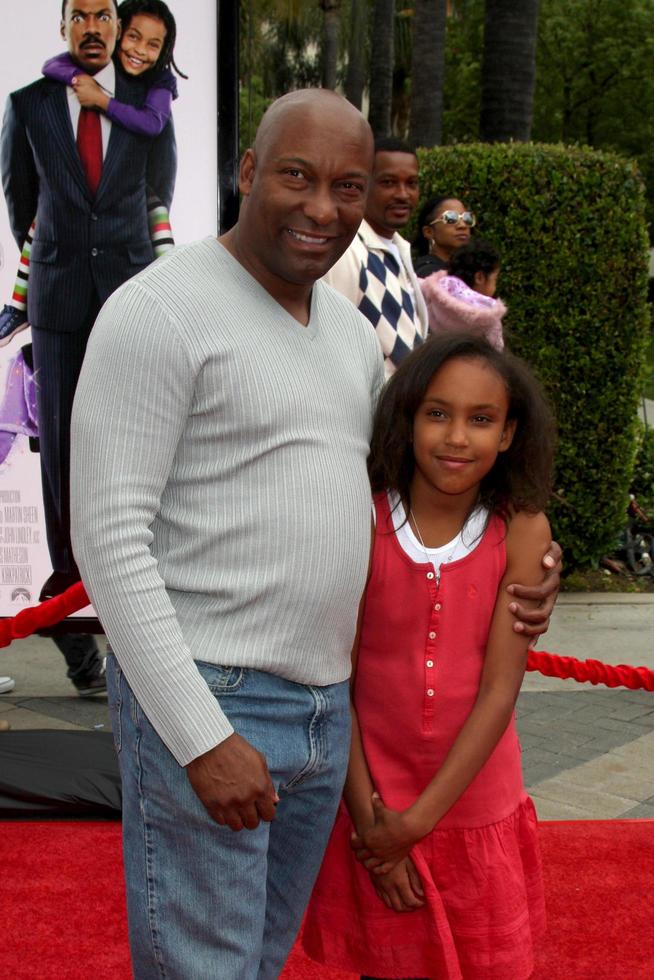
61 1 120 73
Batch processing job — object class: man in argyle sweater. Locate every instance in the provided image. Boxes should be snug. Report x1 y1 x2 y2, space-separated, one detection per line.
323 137 428 377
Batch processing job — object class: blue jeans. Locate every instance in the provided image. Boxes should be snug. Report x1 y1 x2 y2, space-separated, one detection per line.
107 655 351 979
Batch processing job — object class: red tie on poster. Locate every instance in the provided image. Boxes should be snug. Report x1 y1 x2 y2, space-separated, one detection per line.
77 107 102 196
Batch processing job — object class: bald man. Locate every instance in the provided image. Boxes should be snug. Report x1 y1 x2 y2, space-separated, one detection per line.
70 89 383 978
70 89 560 978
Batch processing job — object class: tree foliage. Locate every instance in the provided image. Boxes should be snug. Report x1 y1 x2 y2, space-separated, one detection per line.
534 0 654 226
240 0 654 167
535 0 654 146
239 0 323 151
439 0 654 224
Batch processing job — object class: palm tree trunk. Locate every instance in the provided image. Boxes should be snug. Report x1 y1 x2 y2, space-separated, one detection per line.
320 0 342 90
369 0 395 136
345 0 368 109
480 0 540 142
409 0 447 148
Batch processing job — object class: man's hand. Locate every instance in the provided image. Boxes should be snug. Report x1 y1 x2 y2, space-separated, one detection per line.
72 74 110 112
507 538 562 638
185 732 279 831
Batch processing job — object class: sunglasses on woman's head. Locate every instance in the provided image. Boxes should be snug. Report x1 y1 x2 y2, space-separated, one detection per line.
430 210 476 227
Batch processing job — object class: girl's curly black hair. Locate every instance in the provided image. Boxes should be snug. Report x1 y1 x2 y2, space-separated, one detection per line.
368 332 556 519
117 0 187 78
448 238 500 289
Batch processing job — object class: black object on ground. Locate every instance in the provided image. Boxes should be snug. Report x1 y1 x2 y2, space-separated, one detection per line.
0 730 121 817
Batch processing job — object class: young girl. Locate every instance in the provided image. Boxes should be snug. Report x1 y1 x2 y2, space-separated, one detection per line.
0 0 184 346
303 332 556 980
421 239 506 351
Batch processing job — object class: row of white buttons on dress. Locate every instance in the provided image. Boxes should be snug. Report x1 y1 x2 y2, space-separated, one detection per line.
425 573 441 700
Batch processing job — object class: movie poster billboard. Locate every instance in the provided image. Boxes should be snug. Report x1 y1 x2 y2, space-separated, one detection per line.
0 0 219 621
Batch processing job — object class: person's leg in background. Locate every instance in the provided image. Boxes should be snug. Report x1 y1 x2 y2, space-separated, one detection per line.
0 220 35 346
31 322 105 695
52 634 106 696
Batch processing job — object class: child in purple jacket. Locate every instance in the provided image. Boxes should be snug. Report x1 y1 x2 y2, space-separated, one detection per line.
0 0 186 346
421 238 507 352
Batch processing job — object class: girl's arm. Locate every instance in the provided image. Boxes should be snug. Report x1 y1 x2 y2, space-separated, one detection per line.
342 523 377 837
347 705 425 912
343 520 426 911
43 55 112 114
43 54 174 138
71 75 111 113
68 75 174 138
42 52 84 86
104 85 174 138
353 510 552 873
344 697 376 835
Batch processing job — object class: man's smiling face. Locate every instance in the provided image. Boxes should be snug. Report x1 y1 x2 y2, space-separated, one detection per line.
237 99 372 292
365 150 420 238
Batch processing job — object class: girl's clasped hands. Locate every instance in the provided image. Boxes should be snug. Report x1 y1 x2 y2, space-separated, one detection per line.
351 793 430 911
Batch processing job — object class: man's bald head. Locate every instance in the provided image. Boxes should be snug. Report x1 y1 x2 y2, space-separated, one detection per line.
253 89 373 168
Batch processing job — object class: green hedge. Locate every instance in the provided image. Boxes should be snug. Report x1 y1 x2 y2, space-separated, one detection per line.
415 143 651 568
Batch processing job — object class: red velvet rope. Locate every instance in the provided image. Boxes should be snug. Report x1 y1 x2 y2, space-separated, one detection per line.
525 649 654 691
0 583 653 692
0 582 90 646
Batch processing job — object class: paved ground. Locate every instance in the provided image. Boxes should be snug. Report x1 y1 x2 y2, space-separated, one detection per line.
1 593 653 820
521 593 654 818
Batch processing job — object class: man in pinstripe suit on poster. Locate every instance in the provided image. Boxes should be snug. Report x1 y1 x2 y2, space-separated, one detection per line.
0 0 176 689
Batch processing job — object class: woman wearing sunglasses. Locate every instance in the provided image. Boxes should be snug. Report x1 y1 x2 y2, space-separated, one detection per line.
414 196 476 279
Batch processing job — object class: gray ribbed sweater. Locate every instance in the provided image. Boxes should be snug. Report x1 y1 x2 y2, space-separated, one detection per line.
70 237 384 765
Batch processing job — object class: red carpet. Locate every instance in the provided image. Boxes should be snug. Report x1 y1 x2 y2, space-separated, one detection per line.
2 819 653 979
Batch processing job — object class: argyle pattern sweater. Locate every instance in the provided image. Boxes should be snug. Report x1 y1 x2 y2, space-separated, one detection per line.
324 219 429 378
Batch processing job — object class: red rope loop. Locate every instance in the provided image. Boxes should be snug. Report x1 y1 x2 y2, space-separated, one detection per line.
526 649 654 691
0 582 90 647
0 583 652 692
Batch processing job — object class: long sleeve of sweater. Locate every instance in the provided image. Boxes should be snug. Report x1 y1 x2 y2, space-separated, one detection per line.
42 52 81 86
70 278 235 766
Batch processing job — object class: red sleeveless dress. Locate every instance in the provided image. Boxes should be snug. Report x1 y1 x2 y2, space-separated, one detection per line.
303 494 545 979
